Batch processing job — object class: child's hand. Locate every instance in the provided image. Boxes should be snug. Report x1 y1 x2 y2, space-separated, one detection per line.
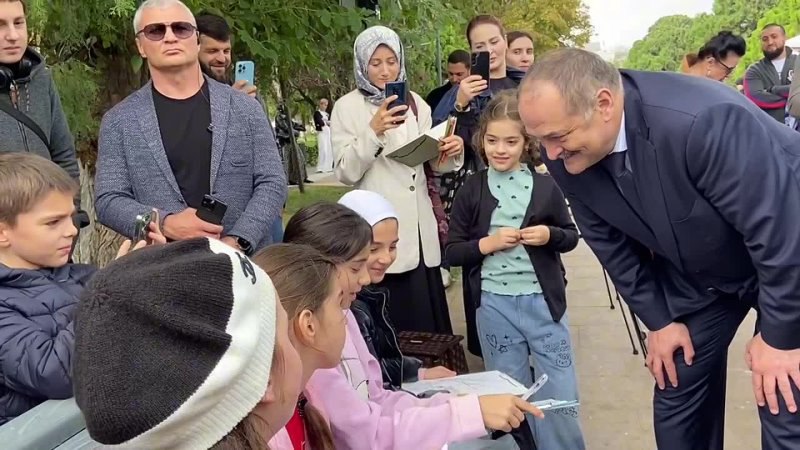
115 240 147 260
478 394 544 432
520 225 551 246
479 227 520 254
422 366 457 380
147 211 167 245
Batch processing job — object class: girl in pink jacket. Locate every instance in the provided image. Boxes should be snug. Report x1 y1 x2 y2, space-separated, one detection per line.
284 195 543 450
256 205 375 450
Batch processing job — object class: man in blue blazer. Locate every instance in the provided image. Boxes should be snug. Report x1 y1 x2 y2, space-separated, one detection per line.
95 0 286 254
519 48 800 449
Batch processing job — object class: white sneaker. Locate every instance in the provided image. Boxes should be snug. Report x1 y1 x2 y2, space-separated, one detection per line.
441 268 451 288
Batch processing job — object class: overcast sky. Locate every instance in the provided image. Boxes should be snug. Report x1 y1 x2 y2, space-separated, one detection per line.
584 0 714 48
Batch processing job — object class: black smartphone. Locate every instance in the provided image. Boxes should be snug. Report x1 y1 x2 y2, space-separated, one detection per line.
385 81 408 122
196 195 228 226
133 210 157 244
471 51 490 81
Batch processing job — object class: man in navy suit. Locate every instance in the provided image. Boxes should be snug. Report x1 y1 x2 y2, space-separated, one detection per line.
518 48 800 449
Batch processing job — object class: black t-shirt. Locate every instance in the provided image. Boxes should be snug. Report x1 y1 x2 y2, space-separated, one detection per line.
152 82 213 209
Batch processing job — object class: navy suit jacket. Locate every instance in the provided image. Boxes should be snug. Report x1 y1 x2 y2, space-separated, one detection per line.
544 70 800 350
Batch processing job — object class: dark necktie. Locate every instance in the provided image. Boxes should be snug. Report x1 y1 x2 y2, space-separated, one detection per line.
601 151 643 212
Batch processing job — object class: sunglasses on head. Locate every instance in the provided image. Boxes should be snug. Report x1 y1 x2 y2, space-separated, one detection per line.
136 21 197 41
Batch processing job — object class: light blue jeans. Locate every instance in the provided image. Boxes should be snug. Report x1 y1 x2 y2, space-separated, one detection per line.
477 291 585 450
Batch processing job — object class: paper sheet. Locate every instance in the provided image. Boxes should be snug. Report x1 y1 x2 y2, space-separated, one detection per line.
402 370 528 397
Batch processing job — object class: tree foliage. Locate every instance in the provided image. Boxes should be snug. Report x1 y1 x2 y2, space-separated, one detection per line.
624 15 696 71
453 0 592 52
624 0 779 72
25 0 592 263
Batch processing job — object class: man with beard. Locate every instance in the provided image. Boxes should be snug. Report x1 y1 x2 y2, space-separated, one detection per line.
196 11 288 240
744 23 797 123
196 12 258 99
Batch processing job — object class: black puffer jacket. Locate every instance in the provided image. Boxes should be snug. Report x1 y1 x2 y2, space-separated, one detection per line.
350 287 422 389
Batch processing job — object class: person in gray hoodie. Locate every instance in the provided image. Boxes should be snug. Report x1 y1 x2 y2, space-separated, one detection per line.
0 0 79 190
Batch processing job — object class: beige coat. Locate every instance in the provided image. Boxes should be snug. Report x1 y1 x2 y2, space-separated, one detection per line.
331 89 463 274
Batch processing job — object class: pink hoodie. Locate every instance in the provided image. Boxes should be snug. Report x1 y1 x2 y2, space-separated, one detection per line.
300 310 486 450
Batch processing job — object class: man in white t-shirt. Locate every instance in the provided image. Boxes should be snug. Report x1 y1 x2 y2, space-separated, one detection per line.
744 23 797 123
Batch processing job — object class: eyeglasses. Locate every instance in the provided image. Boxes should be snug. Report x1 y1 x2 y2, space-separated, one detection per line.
136 21 197 41
716 59 735 77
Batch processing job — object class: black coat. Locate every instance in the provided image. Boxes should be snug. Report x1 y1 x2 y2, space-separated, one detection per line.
350 287 423 389
445 166 579 355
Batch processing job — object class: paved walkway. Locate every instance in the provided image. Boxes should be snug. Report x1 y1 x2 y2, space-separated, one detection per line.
446 240 761 449
306 169 764 448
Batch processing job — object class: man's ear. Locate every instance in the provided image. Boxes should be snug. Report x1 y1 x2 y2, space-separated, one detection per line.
596 88 616 122
135 37 147 59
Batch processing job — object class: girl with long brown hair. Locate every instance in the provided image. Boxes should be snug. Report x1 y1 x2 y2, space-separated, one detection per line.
253 244 348 450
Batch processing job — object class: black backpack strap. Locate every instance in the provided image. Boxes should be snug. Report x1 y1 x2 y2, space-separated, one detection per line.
0 100 51 150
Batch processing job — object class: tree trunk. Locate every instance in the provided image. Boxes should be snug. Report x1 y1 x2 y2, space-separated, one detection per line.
72 160 123 267
73 51 142 267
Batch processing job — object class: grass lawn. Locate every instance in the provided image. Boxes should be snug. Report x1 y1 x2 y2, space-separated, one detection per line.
283 185 352 222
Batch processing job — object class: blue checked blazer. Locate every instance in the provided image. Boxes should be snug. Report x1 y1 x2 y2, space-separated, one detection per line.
94 76 287 251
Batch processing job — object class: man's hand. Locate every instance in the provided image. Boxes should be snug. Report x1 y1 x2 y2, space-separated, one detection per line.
421 366 457 380
232 79 258 98
520 225 551 246
646 322 694 389
749 333 800 415
162 208 223 241
745 336 754 370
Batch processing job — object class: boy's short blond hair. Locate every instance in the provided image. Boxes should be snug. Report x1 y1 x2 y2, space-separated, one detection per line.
0 153 77 226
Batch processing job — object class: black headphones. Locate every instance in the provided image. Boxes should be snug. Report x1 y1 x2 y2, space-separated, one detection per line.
0 56 34 93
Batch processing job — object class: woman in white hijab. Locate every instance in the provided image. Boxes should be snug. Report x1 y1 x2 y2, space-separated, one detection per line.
330 26 464 334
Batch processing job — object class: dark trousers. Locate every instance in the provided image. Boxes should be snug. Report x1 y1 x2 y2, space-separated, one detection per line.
654 295 800 449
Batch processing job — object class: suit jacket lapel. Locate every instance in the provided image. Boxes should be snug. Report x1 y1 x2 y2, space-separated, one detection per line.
208 78 230 189
623 79 685 272
137 84 181 196
570 166 658 249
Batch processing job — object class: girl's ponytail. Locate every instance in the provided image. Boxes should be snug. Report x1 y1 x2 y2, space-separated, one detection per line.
301 396 336 450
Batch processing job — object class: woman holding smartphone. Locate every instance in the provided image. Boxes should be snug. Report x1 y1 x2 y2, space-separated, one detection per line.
331 25 464 334
432 14 527 356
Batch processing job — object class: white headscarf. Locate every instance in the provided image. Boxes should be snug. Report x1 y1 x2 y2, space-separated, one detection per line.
339 190 398 227
353 26 407 106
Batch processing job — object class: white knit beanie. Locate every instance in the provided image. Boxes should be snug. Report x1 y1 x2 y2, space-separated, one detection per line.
74 238 277 449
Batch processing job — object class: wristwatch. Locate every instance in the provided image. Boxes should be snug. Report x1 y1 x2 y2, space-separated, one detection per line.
454 101 470 113
232 236 253 255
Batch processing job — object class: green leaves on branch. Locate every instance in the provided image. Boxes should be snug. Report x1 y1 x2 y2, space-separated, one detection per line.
624 0 780 72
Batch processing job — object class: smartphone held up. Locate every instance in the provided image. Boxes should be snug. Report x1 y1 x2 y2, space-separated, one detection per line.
471 51 490 81
385 80 408 124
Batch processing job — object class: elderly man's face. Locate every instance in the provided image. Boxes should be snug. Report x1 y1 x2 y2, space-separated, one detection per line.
519 81 620 175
